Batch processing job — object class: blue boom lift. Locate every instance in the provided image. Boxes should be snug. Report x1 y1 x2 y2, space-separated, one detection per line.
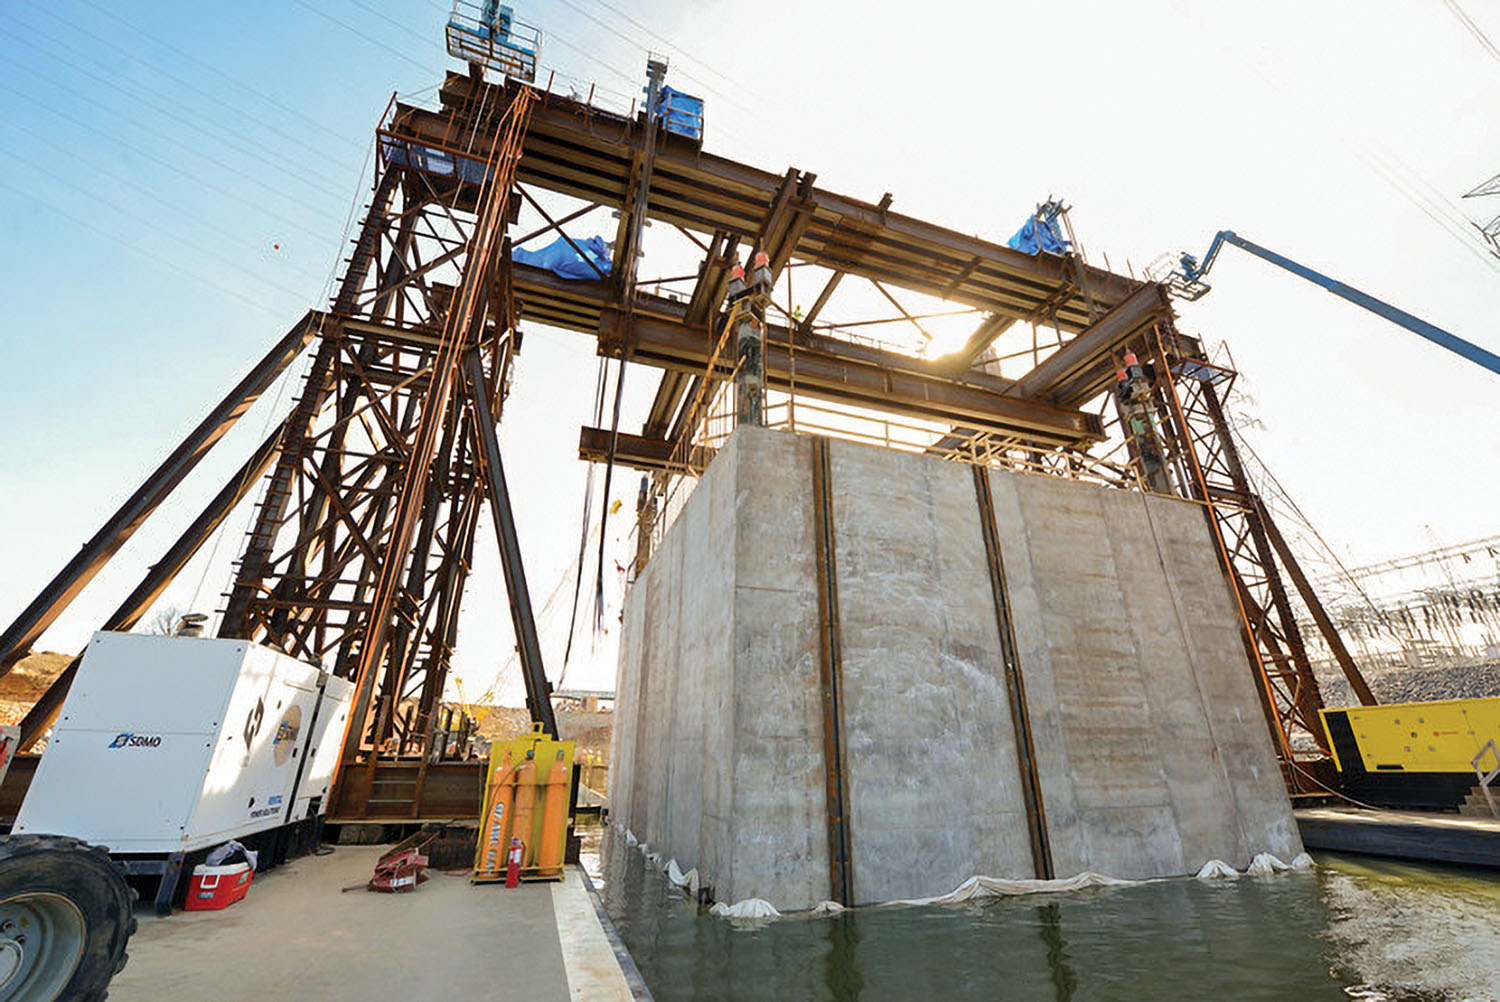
1168 231 1500 377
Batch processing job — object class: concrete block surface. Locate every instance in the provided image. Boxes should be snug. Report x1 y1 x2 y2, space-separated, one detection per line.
612 428 1301 910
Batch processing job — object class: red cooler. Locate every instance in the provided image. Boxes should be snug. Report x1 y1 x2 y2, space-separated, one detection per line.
184 862 253 911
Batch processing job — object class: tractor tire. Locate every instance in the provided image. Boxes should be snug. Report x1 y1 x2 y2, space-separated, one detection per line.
0 834 136 1002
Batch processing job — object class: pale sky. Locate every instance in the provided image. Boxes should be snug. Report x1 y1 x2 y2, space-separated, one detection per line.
2 0 1498 706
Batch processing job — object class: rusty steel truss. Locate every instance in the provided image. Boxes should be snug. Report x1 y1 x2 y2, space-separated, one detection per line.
0 69 1373 819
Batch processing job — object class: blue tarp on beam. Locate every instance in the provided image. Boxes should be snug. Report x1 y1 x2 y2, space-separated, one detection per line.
1007 215 1070 256
512 235 612 280
656 85 703 140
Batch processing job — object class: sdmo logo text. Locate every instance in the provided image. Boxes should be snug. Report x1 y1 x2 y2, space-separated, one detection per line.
107 732 163 749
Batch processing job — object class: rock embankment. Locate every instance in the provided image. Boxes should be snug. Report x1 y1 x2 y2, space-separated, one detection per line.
1318 662 1500 708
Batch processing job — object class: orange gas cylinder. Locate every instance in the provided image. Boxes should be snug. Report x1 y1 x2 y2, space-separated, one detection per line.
536 749 571 877
510 753 539 868
475 750 515 879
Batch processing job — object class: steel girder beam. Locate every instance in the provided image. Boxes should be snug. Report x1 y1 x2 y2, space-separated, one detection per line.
753 168 819 274
395 75 1140 332
798 270 845 334
506 260 1100 443
1007 282 1174 406
643 370 691 440
0 313 320 672
685 231 739 327
948 313 1017 369
662 170 819 447
596 307 1103 446
577 426 714 473
641 169 812 442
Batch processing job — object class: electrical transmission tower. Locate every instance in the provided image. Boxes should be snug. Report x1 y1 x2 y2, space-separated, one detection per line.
1464 172 1500 258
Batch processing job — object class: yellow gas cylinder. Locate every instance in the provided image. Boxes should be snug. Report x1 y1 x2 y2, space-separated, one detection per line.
536 749 571 877
511 753 539 866
475 749 516 878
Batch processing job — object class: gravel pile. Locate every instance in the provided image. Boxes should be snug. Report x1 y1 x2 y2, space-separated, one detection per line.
1318 661 1500 708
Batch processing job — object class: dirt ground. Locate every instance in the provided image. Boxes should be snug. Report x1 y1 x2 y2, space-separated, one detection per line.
0 651 69 746
0 651 68 724
477 705 614 791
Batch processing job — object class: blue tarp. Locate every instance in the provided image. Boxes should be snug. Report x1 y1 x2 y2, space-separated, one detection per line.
512 234 612 280
655 85 704 140
1007 214 1070 255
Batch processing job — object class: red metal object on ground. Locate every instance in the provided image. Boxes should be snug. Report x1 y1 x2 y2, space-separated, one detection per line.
185 862 253 911
368 849 429 893
504 839 523 889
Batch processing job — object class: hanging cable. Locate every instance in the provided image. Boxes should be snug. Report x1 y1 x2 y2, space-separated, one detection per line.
564 356 610 664
592 349 629 634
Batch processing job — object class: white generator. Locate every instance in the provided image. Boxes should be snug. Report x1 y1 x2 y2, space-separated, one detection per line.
15 631 354 854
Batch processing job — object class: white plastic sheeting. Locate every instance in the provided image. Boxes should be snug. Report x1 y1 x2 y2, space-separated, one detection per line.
666 859 701 896
610 822 1316 922
1244 851 1316 875
886 871 1134 907
710 898 781 920
1247 852 1291 875
613 822 702 899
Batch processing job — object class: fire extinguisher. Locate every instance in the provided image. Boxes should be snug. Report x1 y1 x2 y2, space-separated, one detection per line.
505 837 524 889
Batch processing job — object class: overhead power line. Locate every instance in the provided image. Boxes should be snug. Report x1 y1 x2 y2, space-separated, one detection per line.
292 0 439 77
0 173 284 318
1443 0 1500 66
20 0 363 168
585 0 773 111
0 113 329 284
0 24 352 211
69 0 367 151
550 0 768 121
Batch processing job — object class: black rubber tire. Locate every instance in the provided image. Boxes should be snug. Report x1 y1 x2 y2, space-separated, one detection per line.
0 834 137 1002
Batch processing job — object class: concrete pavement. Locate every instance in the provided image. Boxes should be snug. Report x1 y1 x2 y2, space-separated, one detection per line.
109 845 634 1001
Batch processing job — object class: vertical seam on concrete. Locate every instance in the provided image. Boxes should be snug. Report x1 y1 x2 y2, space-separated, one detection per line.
1135 489 1255 859
722 446 737 897
972 465 1054 880
630 576 655 832
811 437 855 906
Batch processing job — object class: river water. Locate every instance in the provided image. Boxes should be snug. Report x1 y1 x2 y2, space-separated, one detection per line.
589 825 1500 1001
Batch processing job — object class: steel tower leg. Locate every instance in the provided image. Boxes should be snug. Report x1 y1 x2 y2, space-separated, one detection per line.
0 316 318 671
463 348 558 738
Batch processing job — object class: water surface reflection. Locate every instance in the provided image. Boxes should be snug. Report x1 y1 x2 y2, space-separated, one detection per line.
593 825 1498 1001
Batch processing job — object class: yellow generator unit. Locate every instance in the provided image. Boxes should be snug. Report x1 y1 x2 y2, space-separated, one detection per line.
1321 697 1500 811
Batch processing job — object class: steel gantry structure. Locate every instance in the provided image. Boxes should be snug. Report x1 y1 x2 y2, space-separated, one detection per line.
0 69 1372 820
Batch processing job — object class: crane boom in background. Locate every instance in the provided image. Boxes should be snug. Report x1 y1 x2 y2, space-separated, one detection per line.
1167 230 1500 377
